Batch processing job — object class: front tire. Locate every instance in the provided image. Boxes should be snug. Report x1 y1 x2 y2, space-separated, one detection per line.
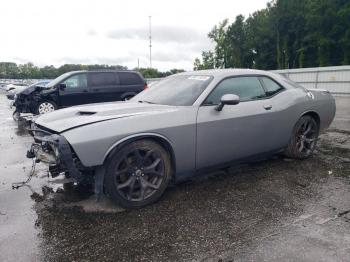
12 110 20 121
105 140 172 208
285 115 319 159
36 101 57 115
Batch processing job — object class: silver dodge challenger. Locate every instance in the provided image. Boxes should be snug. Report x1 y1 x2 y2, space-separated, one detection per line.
27 69 336 208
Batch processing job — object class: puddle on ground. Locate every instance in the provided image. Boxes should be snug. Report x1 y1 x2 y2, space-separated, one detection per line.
13 129 350 261
15 119 30 136
27 130 350 217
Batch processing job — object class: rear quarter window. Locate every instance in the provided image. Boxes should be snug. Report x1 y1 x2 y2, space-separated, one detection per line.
260 77 284 96
282 77 307 91
118 72 143 85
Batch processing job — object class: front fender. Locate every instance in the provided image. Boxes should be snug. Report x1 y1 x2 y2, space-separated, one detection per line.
102 132 174 163
61 107 197 176
63 121 177 168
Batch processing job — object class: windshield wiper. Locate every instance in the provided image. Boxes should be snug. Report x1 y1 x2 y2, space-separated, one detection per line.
138 100 156 104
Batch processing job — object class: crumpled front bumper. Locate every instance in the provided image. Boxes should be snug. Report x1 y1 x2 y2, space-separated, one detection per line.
27 131 82 181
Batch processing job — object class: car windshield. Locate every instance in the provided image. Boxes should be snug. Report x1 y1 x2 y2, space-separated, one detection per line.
30 81 50 88
130 74 213 106
45 72 72 88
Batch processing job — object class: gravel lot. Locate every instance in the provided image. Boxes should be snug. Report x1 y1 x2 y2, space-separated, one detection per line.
0 92 349 262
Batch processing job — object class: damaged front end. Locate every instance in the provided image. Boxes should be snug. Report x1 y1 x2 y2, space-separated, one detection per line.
14 92 36 114
14 85 50 114
27 125 84 182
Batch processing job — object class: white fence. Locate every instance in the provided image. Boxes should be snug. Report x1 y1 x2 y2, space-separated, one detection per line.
148 66 350 95
272 65 350 95
2 66 348 95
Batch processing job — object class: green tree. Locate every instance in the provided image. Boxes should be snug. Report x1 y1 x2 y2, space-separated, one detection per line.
135 68 161 78
193 51 215 70
195 0 350 70
193 58 203 70
225 15 248 68
208 19 230 68
0 62 19 79
339 1 350 64
245 4 277 69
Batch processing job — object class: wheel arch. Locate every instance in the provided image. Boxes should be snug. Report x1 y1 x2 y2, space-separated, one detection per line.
300 110 320 129
284 110 321 159
103 133 177 175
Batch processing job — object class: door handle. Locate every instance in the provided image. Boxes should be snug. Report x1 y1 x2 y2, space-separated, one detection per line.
263 105 272 110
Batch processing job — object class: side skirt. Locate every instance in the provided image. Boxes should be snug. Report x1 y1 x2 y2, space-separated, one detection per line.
175 148 285 182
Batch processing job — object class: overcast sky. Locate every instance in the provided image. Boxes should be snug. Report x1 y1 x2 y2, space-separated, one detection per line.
0 0 268 71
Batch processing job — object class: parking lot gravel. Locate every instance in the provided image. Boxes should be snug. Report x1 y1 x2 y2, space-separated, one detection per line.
0 92 349 262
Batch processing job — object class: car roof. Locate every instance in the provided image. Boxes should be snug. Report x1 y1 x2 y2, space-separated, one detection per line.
68 70 140 74
178 68 281 79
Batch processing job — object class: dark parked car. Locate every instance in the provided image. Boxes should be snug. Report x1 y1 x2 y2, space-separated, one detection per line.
13 70 147 116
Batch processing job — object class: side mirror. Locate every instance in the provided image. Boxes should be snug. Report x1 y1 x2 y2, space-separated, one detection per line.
58 83 66 90
215 94 240 111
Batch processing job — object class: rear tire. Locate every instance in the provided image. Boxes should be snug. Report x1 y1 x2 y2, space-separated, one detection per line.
284 115 319 159
104 140 172 208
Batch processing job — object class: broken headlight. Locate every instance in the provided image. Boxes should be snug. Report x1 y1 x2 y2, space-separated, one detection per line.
45 141 60 160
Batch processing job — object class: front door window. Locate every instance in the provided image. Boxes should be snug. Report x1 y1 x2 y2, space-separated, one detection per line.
63 74 87 89
205 76 266 104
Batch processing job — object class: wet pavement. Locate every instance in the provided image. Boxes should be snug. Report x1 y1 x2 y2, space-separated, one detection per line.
0 92 349 262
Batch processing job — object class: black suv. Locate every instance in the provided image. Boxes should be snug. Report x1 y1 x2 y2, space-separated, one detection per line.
14 70 147 116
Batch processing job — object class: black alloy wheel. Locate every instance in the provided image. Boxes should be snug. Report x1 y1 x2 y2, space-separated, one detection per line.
285 115 319 159
105 140 172 208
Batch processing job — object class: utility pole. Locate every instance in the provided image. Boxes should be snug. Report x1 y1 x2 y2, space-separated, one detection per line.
137 58 140 69
149 16 152 68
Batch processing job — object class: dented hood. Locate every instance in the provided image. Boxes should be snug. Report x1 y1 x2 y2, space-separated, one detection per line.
35 101 177 133
18 84 49 96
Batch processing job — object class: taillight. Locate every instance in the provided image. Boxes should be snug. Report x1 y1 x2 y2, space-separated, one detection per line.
144 83 148 90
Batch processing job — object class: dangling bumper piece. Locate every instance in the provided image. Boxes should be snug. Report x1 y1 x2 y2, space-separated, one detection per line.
27 134 82 181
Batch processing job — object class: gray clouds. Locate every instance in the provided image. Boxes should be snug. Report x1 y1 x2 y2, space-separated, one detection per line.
105 25 213 68
58 55 137 66
0 0 268 71
87 29 97 36
107 25 207 44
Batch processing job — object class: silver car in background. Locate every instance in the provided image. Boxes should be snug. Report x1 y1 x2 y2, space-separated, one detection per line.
27 69 336 208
